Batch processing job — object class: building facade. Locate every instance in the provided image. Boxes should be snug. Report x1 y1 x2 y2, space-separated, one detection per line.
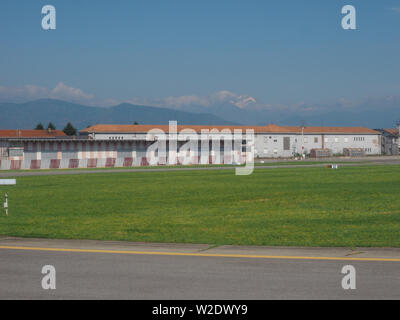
375 128 399 155
0 124 382 170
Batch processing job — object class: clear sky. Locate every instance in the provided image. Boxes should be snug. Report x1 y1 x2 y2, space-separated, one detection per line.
0 0 399 108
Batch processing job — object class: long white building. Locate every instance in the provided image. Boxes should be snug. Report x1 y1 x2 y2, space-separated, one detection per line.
0 124 382 170
80 123 381 157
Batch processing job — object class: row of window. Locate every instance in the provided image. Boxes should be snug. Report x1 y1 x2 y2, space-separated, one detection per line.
324 137 367 143
259 147 374 155
108 136 368 143
263 136 368 144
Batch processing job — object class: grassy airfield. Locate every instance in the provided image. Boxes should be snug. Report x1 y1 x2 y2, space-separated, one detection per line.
0 165 399 247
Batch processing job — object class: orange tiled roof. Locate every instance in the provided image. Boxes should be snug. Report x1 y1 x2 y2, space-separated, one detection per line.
384 128 399 136
0 129 66 138
81 124 380 135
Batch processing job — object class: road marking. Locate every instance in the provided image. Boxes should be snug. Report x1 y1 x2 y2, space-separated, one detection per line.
0 245 400 262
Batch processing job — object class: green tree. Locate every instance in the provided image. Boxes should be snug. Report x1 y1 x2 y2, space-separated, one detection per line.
34 123 44 130
47 122 56 130
63 122 77 136
133 121 139 125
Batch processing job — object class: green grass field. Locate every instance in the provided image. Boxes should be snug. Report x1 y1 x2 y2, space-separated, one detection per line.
0 165 399 247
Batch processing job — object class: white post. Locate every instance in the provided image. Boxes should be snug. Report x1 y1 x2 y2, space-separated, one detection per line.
0 179 16 216
4 193 8 216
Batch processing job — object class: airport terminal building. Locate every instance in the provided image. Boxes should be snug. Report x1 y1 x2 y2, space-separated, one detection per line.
0 124 382 170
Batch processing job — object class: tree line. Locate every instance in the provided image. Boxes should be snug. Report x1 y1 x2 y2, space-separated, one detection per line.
34 122 77 136
34 121 140 136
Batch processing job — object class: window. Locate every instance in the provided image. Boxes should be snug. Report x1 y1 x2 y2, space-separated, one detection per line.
334 138 338 143
304 137 308 143
344 137 348 143
264 149 268 154
241 139 246 152
325 138 329 143
314 137 318 143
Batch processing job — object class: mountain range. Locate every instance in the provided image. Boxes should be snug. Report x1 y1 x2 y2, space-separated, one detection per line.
0 99 236 130
162 98 400 128
0 97 399 130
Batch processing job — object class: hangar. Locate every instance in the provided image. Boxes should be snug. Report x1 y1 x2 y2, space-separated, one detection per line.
0 124 382 170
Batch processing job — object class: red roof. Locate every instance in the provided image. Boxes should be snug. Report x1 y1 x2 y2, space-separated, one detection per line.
0 130 66 138
384 128 399 136
81 124 380 135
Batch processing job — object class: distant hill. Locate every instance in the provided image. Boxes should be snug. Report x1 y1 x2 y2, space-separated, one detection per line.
1 98 398 131
170 99 400 128
279 98 400 128
0 99 237 130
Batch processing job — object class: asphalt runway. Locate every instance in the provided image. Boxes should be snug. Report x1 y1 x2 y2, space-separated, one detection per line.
0 238 399 299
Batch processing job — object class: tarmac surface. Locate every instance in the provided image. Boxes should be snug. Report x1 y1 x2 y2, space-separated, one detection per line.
0 237 399 300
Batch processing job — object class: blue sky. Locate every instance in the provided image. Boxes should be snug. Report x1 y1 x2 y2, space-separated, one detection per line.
0 0 400 110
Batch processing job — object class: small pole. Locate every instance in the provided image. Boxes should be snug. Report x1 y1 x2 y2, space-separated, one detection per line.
4 193 8 216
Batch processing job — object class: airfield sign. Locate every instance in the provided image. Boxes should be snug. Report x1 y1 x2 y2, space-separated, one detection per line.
0 179 16 185
0 179 16 215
